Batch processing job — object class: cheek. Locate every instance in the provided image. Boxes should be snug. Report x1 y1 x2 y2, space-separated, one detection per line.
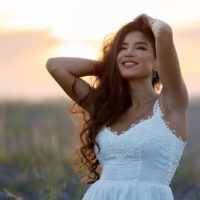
143 54 155 64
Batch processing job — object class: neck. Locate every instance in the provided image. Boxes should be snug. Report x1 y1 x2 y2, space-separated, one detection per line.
127 78 158 108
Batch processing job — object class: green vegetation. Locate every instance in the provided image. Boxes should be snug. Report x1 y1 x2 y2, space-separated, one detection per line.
0 98 87 199
0 98 199 199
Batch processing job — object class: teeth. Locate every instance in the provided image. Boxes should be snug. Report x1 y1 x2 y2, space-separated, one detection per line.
124 62 137 67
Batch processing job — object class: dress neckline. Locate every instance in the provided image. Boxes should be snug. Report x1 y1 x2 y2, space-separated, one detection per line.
104 97 187 145
105 98 159 136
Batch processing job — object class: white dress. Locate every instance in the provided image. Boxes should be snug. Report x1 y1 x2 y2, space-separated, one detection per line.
81 98 187 200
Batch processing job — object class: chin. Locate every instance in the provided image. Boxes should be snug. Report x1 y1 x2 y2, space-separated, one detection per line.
119 68 151 79
120 72 150 81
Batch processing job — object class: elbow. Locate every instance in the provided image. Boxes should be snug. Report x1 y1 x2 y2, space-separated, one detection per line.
46 58 56 72
156 25 173 41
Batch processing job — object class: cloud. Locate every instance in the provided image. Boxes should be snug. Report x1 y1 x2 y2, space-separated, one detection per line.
0 21 200 101
0 28 62 100
0 28 61 68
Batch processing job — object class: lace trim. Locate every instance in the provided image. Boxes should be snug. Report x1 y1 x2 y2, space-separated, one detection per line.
106 98 159 136
155 99 187 145
105 98 187 145
161 117 187 144
106 116 151 135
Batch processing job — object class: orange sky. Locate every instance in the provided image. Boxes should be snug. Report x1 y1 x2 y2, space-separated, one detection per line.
0 0 200 102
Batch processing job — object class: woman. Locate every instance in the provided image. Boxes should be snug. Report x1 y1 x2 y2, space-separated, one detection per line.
46 14 188 200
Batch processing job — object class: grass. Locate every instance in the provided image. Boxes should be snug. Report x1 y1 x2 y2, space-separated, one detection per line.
0 98 87 199
0 98 199 199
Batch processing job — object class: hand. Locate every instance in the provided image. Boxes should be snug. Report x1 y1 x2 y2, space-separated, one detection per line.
133 13 172 37
133 13 155 28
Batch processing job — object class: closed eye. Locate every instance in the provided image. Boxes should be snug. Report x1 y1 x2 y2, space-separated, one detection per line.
137 46 147 50
120 46 127 50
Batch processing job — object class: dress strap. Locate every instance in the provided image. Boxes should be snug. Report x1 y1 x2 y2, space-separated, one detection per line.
152 97 160 116
152 97 187 144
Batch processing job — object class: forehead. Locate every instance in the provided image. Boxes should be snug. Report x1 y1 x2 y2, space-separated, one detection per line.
123 31 150 44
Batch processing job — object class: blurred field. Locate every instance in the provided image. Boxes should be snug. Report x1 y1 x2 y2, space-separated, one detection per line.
0 97 199 200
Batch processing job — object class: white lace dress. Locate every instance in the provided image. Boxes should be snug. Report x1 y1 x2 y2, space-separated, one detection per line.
81 98 187 200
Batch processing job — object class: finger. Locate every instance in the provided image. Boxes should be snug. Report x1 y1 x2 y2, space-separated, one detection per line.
136 15 156 28
134 13 154 24
133 13 147 21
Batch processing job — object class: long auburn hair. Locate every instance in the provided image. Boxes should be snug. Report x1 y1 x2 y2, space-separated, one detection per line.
71 18 160 184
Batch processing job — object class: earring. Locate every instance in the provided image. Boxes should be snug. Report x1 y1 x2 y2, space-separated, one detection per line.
152 69 159 80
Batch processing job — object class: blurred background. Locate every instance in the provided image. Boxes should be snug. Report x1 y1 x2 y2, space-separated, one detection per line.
0 0 200 199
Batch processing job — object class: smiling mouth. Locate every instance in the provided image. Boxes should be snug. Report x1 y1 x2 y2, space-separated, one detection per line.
122 61 138 68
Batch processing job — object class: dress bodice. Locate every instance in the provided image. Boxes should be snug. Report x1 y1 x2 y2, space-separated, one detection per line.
94 98 187 186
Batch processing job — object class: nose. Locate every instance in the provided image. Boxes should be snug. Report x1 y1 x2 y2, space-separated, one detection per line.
125 48 135 57
125 53 134 57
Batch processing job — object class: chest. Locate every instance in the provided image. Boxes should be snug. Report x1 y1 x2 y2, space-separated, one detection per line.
107 105 154 134
95 117 178 163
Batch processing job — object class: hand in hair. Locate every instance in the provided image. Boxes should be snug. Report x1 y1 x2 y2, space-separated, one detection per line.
133 13 172 37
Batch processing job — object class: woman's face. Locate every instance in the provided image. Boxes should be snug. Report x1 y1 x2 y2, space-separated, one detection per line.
117 31 156 80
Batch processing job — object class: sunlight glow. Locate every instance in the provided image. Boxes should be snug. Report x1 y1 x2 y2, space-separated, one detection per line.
2 0 200 41
51 42 98 59
0 0 200 99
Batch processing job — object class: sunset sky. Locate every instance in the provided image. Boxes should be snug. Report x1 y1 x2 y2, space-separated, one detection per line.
0 0 200 102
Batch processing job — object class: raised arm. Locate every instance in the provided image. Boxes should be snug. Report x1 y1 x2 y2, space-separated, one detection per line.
46 57 97 112
135 14 189 113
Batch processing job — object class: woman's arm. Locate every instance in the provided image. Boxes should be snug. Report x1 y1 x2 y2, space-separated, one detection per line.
46 57 97 112
135 14 189 112
46 57 97 77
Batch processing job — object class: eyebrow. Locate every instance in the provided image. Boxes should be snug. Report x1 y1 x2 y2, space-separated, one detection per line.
121 42 148 46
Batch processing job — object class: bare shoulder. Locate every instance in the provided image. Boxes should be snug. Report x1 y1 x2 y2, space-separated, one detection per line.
158 90 189 142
